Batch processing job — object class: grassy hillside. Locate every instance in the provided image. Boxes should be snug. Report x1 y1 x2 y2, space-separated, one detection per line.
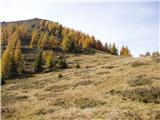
1 18 122 80
1 53 160 120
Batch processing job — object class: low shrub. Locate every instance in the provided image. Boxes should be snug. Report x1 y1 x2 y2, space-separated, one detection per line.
55 56 68 69
152 56 160 63
54 97 105 109
122 87 160 104
131 61 148 67
128 78 152 87
58 73 63 78
75 63 80 69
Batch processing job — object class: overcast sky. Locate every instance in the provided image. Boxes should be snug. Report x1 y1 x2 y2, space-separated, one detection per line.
0 0 159 56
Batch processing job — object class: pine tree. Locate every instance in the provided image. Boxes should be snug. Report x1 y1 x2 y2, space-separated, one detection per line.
34 51 43 72
110 43 118 55
104 42 109 53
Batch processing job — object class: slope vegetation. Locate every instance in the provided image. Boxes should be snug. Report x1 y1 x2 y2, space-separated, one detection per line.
2 53 160 120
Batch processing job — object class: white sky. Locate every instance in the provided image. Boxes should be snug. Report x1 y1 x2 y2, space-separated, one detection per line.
0 0 159 56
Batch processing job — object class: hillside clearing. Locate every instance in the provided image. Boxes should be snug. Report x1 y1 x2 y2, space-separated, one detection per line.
1 53 160 120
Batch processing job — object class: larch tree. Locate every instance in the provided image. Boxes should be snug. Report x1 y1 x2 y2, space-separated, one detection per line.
61 35 74 52
96 40 104 51
14 40 24 74
45 51 54 71
41 32 49 49
120 46 132 57
30 29 39 48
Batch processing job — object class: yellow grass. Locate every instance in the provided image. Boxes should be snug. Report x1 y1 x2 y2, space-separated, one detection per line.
1 53 160 120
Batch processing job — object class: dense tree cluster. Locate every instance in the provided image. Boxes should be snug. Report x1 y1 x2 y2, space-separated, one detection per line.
1 31 24 80
1 19 113 52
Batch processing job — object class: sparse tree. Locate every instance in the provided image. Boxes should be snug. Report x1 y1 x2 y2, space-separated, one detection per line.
34 51 43 72
14 40 24 74
120 46 132 57
110 43 118 55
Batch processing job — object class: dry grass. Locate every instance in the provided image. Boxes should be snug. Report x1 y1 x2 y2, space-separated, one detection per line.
1 53 160 120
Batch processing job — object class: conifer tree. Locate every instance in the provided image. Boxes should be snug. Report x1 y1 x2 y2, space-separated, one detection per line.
14 40 24 74
96 40 104 51
30 29 39 48
104 42 109 53
120 46 132 57
45 51 54 71
110 43 118 55
41 32 49 49
61 35 74 52
50 35 57 48
34 51 43 72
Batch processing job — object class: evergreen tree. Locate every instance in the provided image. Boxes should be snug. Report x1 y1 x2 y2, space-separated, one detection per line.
110 43 118 55
104 42 109 53
34 51 43 72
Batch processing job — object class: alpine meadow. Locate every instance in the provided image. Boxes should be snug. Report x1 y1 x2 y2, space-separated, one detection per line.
1 1 160 120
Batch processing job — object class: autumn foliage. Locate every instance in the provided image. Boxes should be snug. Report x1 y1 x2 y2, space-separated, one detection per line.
1 18 131 80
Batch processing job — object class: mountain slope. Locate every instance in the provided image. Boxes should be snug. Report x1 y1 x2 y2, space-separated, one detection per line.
2 53 160 120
